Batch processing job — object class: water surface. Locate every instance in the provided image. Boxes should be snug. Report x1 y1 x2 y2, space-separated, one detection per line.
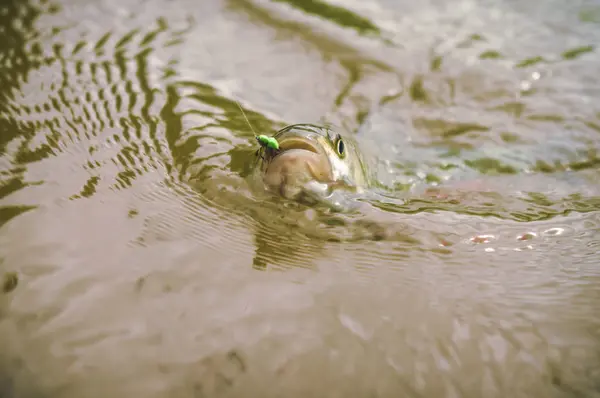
1 0 600 397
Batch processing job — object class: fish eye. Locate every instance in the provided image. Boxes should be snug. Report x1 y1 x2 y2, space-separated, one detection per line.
335 135 345 158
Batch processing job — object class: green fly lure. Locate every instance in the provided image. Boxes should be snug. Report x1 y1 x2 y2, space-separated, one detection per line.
256 134 279 150
233 97 280 152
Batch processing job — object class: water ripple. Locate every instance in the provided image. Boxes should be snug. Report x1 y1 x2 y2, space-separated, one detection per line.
1 1 600 396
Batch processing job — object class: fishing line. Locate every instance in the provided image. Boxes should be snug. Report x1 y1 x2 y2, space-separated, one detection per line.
233 97 279 151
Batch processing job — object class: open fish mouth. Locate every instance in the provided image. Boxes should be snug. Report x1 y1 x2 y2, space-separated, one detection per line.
259 134 334 199
274 135 322 155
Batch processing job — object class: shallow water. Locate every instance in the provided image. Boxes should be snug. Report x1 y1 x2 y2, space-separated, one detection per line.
1 0 600 397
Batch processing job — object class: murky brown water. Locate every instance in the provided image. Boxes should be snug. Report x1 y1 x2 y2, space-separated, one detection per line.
1 0 600 397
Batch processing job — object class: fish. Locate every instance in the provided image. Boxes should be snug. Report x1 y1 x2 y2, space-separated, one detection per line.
244 123 513 246
253 124 371 202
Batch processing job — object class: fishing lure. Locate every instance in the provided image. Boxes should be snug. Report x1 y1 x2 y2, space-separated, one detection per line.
256 134 279 150
233 97 280 152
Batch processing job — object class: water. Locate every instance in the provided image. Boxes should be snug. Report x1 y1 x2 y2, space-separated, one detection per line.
1 0 599 397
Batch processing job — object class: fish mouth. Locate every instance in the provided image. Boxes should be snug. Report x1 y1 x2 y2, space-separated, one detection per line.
260 135 334 197
273 135 322 157
261 134 327 168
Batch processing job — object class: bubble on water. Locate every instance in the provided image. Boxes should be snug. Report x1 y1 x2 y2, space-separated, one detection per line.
516 232 537 241
384 158 395 174
515 245 534 252
438 238 454 247
386 88 402 97
469 234 495 244
520 80 532 92
543 227 565 236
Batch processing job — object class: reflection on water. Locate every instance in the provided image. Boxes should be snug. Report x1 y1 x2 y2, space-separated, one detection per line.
1 0 600 397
